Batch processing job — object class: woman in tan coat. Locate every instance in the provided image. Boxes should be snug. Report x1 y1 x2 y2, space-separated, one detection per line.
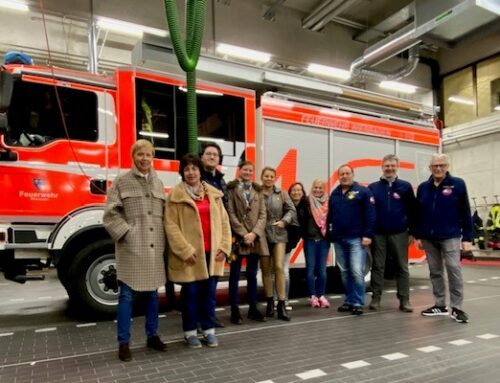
227 160 268 325
103 139 167 362
165 154 231 348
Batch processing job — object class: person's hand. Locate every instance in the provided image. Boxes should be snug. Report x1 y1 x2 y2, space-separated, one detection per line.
417 240 424 250
243 232 256 245
408 235 415 247
185 254 196 265
462 241 473 251
362 237 372 246
215 250 226 262
272 220 285 229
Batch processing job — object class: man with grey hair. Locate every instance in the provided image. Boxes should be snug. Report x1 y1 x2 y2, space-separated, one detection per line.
415 153 473 323
368 154 416 312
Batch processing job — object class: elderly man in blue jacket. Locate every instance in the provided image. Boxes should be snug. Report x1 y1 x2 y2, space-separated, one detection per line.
368 154 416 313
327 164 376 315
416 153 473 323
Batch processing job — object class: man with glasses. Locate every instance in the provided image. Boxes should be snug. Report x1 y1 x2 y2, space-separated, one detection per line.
199 141 228 327
416 153 473 323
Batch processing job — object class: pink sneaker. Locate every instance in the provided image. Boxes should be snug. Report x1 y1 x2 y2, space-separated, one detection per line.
318 296 330 308
310 295 320 308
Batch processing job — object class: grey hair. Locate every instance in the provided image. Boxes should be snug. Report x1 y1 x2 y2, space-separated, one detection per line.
382 154 399 163
430 153 450 164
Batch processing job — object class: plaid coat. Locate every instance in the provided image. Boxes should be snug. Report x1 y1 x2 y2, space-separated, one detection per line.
165 182 232 283
103 167 166 291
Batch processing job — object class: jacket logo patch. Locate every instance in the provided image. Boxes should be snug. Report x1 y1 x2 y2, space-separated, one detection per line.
393 192 401 199
347 191 359 200
369 196 375 204
442 188 453 196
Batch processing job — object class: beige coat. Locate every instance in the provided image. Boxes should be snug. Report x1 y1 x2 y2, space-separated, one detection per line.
165 182 232 283
227 180 269 256
103 168 166 291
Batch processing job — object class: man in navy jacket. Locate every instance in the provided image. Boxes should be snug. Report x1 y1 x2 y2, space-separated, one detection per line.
327 164 376 315
416 153 473 323
368 154 416 313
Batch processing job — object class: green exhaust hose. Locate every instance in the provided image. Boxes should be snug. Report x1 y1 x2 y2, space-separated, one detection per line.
164 0 206 155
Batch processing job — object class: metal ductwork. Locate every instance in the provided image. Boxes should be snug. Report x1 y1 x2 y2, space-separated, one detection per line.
350 0 500 81
302 0 358 31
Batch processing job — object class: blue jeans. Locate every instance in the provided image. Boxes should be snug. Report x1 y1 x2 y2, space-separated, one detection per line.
180 276 218 334
334 238 367 307
304 238 330 297
117 281 159 345
229 253 259 308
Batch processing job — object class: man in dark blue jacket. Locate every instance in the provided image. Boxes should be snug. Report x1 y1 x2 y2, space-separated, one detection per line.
327 164 376 315
368 154 416 313
416 153 473 323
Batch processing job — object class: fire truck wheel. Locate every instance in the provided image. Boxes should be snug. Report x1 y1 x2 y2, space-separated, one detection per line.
67 239 118 317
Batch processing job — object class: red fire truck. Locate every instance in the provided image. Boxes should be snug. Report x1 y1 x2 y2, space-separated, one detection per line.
0 63 439 316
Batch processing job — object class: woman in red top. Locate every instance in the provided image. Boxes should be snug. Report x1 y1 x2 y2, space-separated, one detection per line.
165 154 231 349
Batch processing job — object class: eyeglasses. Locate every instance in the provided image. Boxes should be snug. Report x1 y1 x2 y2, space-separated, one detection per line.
203 152 219 157
431 164 448 168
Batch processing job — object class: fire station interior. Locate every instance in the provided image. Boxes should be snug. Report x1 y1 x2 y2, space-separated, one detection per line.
1 1 500 383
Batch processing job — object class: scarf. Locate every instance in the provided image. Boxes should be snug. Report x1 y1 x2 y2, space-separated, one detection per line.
309 193 328 237
238 180 252 208
184 181 207 201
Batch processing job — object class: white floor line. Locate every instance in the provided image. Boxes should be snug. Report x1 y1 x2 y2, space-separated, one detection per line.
381 352 408 361
76 323 96 328
328 295 343 299
158 314 166 318
476 334 498 339
467 280 476 283
417 346 442 353
256 380 274 383
35 327 57 333
341 360 370 369
384 290 397 293
479 278 488 282
448 339 472 346
418 286 430 290
36 296 53 300
9 298 25 302
491 277 499 280
215 307 226 312
296 369 327 380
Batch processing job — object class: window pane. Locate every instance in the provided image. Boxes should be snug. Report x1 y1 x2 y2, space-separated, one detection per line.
443 67 475 127
477 55 500 117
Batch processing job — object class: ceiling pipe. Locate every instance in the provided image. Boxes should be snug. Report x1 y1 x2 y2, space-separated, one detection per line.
311 0 359 32
302 0 344 30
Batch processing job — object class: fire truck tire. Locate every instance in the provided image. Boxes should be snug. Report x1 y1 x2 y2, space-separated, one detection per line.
67 239 119 317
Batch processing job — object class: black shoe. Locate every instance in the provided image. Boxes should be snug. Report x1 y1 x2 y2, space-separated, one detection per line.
337 303 352 312
399 301 414 313
277 300 291 321
266 297 275 317
147 335 167 352
421 305 448 316
450 307 469 323
248 306 266 322
351 307 364 315
230 307 243 325
214 317 225 328
118 343 132 362
369 296 380 311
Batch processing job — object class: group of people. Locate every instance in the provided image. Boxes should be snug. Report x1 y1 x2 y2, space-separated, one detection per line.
103 139 473 362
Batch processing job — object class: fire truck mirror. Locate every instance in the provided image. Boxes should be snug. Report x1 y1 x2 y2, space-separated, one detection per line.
0 71 14 113
90 179 107 195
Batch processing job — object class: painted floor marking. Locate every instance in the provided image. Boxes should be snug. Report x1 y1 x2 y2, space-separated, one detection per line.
256 380 274 383
417 346 442 353
418 286 430 290
449 339 472 346
385 289 397 293
381 352 408 361
476 334 498 339
491 276 499 280
479 278 488 282
341 360 371 369
467 280 476 283
9 298 25 302
296 369 327 380
36 296 53 300
76 323 96 328
158 314 166 319
35 327 57 333
215 307 226 312
329 295 343 299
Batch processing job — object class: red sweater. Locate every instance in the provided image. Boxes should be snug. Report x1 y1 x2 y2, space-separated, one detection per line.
195 196 211 252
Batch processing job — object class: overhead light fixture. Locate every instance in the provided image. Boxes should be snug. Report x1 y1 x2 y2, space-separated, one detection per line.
448 95 475 106
476 0 500 15
139 131 169 139
216 43 271 64
494 105 500 111
197 137 225 143
0 0 29 12
379 81 417 94
307 63 351 80
96 16 168 37
178 86 223 96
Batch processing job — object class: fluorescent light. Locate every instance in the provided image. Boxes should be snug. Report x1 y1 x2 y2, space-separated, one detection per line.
178 86 223 96
476 0 500 15
379 81 417 94
307 63 351 80
197 137 225 143
216 43 271 64
0 0 29 11
139 131 169 139
96 16 168 37
448 95 475 106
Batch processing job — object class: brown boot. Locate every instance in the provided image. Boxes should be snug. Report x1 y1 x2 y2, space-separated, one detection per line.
118 343 132 362
399 300 414 313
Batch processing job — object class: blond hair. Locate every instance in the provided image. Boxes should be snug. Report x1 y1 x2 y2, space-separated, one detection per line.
131 139 155 157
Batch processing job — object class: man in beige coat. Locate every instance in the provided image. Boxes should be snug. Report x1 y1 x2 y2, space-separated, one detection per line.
103 139 167 362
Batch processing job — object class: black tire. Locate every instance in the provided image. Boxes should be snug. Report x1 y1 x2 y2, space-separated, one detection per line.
67 239 118 318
